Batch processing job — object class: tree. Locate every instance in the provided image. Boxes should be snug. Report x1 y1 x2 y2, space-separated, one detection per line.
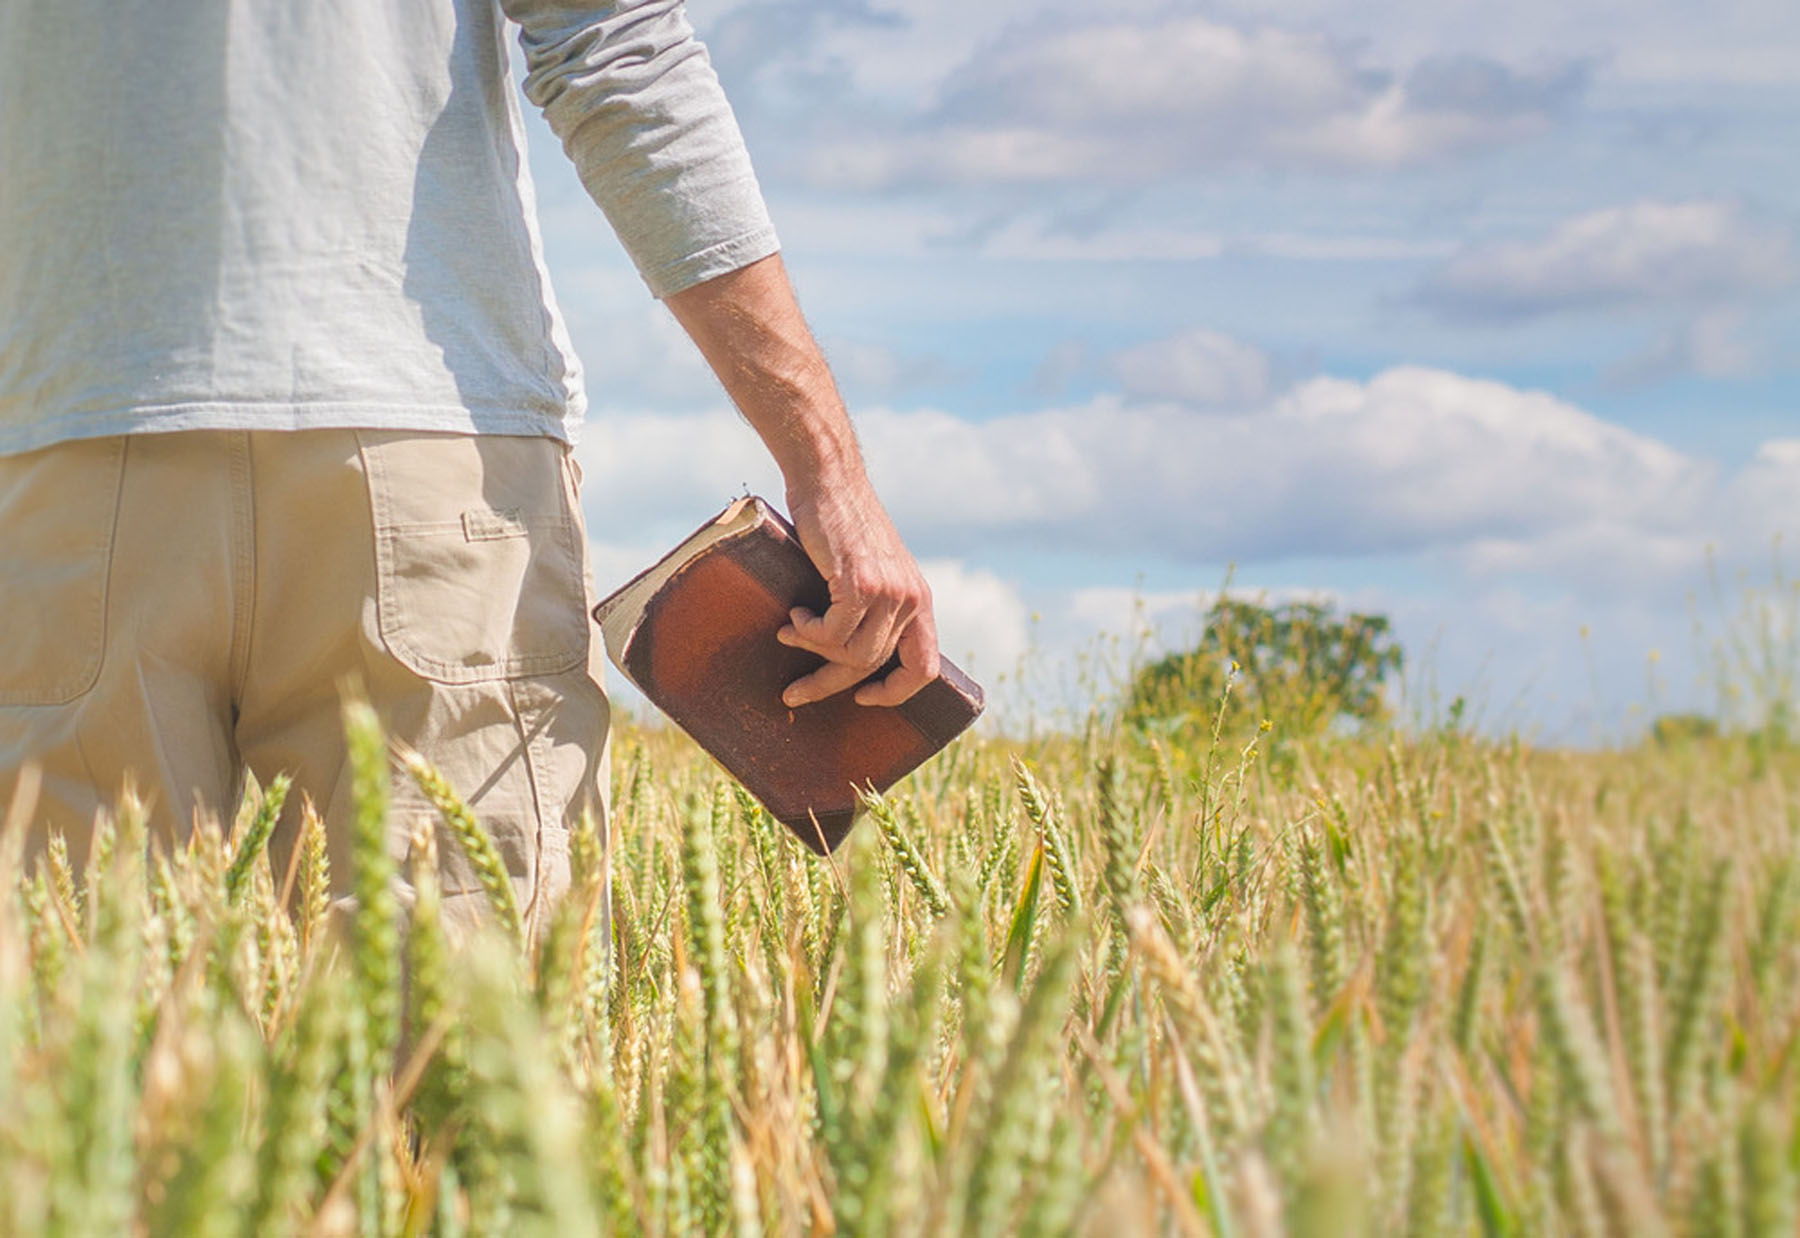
1125 596 1403 739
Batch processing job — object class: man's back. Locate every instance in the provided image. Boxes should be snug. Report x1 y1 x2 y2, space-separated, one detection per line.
0 0 775 454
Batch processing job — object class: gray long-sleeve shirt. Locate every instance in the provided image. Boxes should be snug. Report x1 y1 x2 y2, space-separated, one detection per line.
0 0 778 454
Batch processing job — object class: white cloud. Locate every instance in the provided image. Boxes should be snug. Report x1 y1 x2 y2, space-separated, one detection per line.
1111 329 1271 408
1719 440 1800 546
797 16 1586 188
851 367 1716 562
567 365 1799 598
583 535 671 596
1458 523 1712 602
1415 439 1800 612
574 408 781 548
918 559 1032 678
1418 200 1798 321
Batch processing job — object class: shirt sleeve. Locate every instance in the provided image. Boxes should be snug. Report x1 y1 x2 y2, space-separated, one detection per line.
501 0 780 298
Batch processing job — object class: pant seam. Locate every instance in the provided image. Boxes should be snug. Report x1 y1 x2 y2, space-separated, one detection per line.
227 431 257 700
507 677 560 940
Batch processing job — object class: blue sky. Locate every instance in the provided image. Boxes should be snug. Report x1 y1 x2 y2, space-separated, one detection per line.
522 0 1799 740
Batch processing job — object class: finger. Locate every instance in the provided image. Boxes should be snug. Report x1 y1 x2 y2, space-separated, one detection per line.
781 596 905 667
839 597 906 672
783 605 823 639
783 657 873 709
790 595 869 653
907 605 941 680
776 608 890 663
775 621 820 652
852 662 930 708
853 614 940 707
777 610 843 662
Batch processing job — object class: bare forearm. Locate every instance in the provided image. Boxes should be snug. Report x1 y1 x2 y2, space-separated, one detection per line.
663 253 861 494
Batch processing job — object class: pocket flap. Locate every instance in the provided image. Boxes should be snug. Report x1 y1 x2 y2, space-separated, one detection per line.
359 434 586 685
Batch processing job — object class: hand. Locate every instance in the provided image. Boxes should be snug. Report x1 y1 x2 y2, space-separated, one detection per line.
776 475 939 708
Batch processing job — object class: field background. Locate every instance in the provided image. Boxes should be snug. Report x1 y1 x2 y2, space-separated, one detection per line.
2 646 1799 1235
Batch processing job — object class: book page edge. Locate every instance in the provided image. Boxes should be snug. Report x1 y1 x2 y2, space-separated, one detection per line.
593 496 770 675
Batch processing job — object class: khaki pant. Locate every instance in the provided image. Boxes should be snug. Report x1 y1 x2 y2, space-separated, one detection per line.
0 429 610 930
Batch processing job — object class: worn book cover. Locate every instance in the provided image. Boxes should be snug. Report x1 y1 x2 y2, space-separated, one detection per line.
593 497 985 854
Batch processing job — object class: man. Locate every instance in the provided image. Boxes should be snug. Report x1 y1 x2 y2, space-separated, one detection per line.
0 0 937 925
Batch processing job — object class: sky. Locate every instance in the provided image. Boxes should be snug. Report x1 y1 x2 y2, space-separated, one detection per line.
519 0 1800 741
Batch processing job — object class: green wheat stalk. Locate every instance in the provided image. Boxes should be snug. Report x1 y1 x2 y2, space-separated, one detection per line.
401 749 525 946
1013 759 1082 919
862 787 949 918
224 771 290 906
343 700 401 1066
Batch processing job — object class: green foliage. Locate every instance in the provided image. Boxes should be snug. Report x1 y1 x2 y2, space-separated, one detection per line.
1126 595 1403 738
1650 711 1721 746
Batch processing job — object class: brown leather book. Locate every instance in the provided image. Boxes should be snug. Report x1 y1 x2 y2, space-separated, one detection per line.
592 497 985 855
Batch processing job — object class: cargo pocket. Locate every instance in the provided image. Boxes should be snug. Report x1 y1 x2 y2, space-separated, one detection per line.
0 437 126 705
358 432 588 684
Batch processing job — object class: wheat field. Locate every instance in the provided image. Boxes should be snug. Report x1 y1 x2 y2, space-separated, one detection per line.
0 688 1796 1236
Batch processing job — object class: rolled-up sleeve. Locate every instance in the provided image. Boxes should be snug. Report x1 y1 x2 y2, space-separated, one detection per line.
502 0 780 297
